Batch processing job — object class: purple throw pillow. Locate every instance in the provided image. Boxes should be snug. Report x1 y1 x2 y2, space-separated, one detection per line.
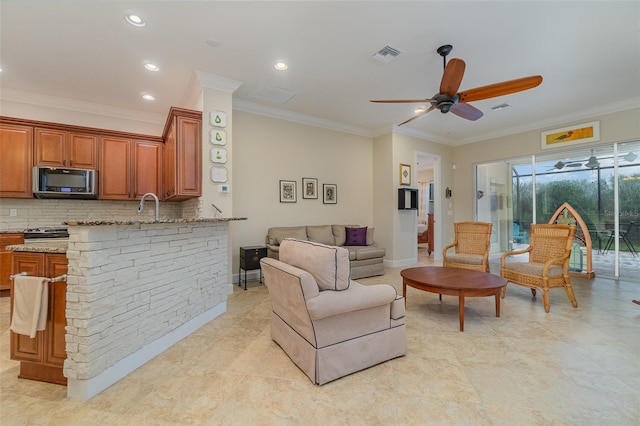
344 227 367 246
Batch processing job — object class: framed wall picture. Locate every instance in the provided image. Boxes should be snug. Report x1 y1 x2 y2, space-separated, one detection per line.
279 180 297 203
541 121 600 150
400 163 411 186
323 184 337 204
302 178 318 199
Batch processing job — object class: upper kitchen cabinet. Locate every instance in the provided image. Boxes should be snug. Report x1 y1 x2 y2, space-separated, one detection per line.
34 128 98 169
100 136 163 200
162 107 202 201
0 124 33 198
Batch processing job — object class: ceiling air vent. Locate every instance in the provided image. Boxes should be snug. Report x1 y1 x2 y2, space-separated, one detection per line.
371 45 401 63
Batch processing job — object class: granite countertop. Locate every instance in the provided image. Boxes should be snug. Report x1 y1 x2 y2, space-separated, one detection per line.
0 230 25 234
63 217 247 226
6 240 68 254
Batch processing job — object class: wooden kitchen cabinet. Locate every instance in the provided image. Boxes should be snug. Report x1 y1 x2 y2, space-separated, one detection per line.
10 252 68 385
134 140 163 199
34 128 98 169
0 233 25 294
100 136 162 200
162 107 202 201
0 124 33 198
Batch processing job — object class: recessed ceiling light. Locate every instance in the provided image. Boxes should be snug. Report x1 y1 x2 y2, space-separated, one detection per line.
274 62 288 71
125 14 146 27
144 63 159 72
142 94 155 101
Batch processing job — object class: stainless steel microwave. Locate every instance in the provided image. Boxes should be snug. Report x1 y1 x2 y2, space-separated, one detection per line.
33 166 98 199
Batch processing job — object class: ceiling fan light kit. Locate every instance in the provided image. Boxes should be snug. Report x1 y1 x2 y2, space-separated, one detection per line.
371 44 543 126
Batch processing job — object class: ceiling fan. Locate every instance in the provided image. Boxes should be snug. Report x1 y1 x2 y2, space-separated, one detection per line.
370 44 543 125
546 151 639 171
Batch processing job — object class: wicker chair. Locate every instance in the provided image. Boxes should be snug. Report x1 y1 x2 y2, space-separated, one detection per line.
500 224 578 313
442 222 492 273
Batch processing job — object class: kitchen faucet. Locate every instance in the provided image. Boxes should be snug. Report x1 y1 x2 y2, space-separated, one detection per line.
137 193 160 221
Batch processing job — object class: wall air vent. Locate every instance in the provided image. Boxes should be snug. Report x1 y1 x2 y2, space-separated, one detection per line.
371 45 402 63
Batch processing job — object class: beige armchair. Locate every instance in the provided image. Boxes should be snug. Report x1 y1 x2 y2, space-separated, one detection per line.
500 224 578 312
260 238 406 385
443 222 493 273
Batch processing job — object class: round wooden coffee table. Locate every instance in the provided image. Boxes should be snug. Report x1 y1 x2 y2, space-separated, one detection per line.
400 266 507 332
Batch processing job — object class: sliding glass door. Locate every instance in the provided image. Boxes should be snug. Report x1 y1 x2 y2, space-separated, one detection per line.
476 141 639 280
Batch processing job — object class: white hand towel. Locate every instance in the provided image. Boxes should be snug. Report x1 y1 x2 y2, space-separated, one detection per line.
10 276 49 338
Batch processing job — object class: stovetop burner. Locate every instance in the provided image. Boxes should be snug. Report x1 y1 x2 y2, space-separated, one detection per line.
23 227 69 239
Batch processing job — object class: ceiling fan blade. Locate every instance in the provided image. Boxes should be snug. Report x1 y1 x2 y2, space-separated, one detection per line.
370 99 436 103
397 105 436 126
440 58 465 97
450 102 484 121
459 75 543 103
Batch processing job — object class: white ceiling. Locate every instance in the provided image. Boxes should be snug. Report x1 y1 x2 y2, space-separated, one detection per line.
1 1 639 146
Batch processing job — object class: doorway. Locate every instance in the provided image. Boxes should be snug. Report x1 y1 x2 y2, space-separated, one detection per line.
417 152 440 260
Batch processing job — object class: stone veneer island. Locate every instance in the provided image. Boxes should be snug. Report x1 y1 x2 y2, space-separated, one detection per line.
24 218 245 400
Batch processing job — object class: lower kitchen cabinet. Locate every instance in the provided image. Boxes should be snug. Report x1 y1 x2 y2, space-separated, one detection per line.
10 252 68 385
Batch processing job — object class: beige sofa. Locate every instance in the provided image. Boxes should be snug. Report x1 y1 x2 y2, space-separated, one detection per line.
266 225 385 279
260 239 406 385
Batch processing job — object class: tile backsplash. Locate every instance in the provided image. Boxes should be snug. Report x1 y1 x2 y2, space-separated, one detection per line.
0 198 191 231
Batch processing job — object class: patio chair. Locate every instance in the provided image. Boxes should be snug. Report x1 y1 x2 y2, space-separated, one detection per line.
501 224 578 313
603 222 637 257
513 222 528 244
443 222 492 273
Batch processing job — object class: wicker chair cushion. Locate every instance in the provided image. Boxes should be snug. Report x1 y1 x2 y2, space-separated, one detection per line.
445 253 484 265
503 262 563 277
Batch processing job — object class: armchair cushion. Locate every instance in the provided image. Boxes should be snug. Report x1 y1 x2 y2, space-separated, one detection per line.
306 281 397 320
444 253 484 266
502 262 563 277
280 239 350 291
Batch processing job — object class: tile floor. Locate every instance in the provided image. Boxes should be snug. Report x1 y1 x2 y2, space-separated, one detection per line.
1 252 639 425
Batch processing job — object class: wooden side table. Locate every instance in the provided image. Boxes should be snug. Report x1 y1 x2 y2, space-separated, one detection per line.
239 246 267 290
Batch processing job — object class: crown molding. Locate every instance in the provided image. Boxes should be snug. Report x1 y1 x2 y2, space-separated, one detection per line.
449 97 640 146
194 70 243 93
0 87 165 124
233 99 375 138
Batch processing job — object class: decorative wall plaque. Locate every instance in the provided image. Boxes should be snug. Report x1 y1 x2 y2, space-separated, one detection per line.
211 166 228 182
210 110 227 128
211 147 227 163
210 128 227 145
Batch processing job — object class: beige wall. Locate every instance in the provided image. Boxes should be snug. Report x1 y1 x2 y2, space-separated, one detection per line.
231 111 375 271
372 133 394 260
452 108 640 223
392 133 454 262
